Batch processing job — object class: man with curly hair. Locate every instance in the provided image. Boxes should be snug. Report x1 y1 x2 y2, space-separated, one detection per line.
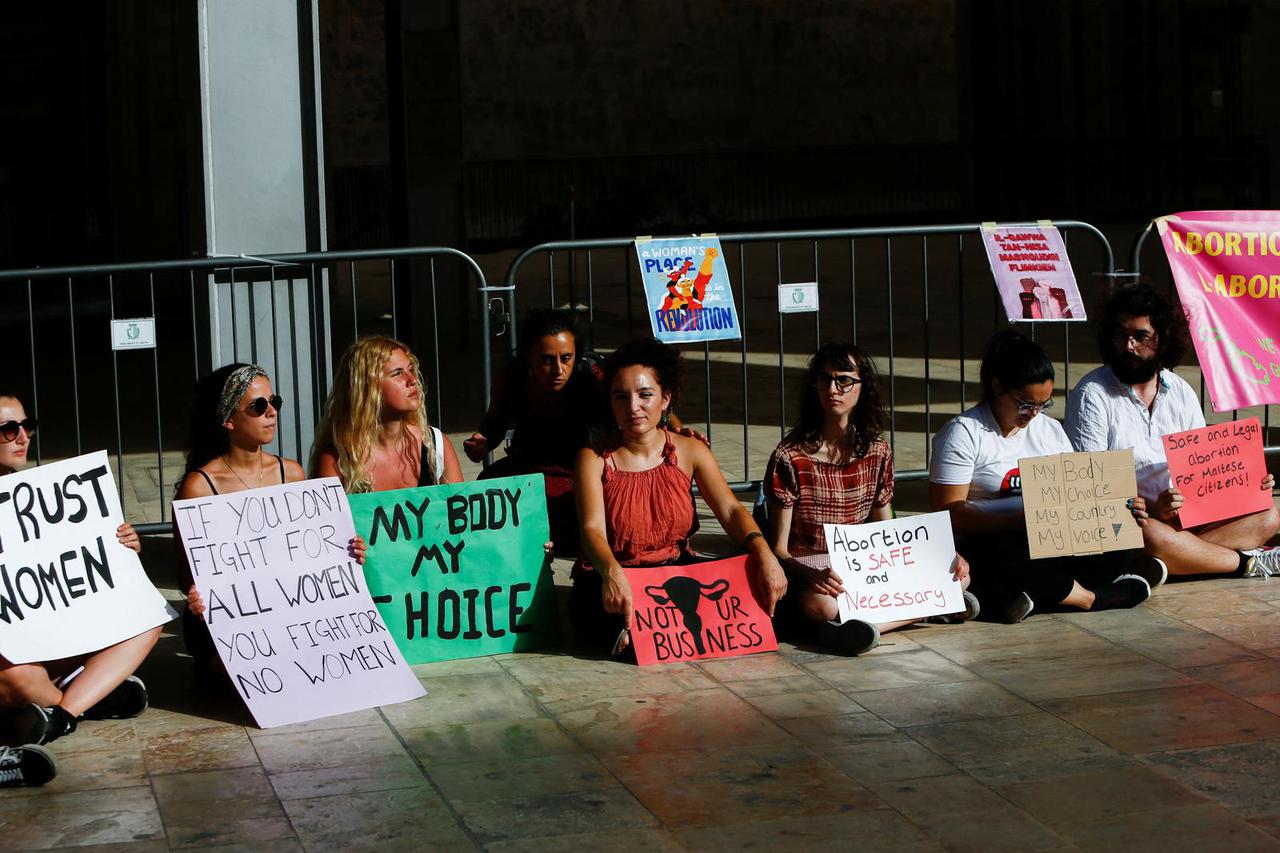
1066 283 1280 579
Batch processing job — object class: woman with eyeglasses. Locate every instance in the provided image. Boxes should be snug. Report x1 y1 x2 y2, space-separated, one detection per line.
175 364 328 673
312 335 463 491
0 392 158 756
762 343 973 656
929 330 1160 622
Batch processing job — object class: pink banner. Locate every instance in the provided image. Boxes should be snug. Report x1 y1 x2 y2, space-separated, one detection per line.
1157 211 1280 412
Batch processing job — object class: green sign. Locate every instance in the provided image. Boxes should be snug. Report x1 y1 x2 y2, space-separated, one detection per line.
348 474 557 664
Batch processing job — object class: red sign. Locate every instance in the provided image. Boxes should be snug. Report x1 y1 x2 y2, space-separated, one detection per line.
1163 417 1272 528
625 556 777 667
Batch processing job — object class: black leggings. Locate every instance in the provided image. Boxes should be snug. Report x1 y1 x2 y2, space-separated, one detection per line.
958 532 1134 612
570 553 711 649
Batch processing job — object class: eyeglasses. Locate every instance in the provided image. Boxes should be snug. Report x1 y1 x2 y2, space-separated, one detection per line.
243 396 283 417
0 418 37 442
817 374 863 393
1013 397 1054 416
1113 328 1158 348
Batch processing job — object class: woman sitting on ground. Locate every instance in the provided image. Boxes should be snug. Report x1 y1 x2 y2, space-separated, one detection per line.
0 392 158 758
466 309 701 555
176 364 362 672
764 343 973 656
928 330 1162 622
313 335 463 491
572 338 787 651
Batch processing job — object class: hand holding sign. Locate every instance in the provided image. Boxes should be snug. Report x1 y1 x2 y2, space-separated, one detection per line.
1162 417 1273 528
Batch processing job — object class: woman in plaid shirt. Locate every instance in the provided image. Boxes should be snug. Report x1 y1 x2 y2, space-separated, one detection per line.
763 343 972 655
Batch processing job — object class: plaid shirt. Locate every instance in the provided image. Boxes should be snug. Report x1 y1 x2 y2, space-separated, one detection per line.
764 438 894 556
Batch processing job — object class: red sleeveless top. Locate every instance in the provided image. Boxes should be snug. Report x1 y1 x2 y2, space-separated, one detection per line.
601 434 696 566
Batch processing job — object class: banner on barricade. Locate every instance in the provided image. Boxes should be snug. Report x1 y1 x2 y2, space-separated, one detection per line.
981 223 1086 323
173 478 425 728
823 512 963 624
1164 417 1272 528
1156 211 1280 412
626 555 776 666
348 475 557 665
1020 450 1143 558
0 451 174 665
636 235 742 344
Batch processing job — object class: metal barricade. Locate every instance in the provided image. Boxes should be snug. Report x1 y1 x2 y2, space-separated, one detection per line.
0 247 489 534
1129 221 1280 452
499 222 1115 492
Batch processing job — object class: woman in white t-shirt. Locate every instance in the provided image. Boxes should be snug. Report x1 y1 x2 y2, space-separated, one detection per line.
929 331 1161 622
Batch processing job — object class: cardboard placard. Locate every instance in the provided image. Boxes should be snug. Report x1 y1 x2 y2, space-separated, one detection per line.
348 475 558 664
0 451 174 664
1164 417 1272 528
173 478 425 728
981 224 1086 323
823 511 964 624
1020 450 1144 558
636 236 742 343
626 556 777 666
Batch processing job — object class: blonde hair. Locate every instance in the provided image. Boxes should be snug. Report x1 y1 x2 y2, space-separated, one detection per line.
311 335 437 493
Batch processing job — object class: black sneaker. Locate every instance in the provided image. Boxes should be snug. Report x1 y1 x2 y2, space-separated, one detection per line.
819 619 880 656
1126 557 1168 590
998 591 1035 624
84 676 149 720
927 590 982 624
1090 575 1151 611
1 705 76 747
0 744 57 787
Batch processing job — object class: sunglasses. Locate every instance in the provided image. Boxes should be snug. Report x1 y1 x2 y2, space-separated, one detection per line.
243 396 283 417
1013 397 1054 416
817 373 863 393
0 418 37 442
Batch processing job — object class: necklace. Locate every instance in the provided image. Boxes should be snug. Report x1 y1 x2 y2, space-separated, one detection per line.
222 453 263 491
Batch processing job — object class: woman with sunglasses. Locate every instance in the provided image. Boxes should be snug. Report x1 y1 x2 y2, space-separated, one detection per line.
175 364 326 672
312 335 462 491
928 330 1160 622
0 392 158 754
763 343 973 656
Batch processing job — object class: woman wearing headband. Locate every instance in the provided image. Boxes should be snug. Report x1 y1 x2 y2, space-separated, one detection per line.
0 391 157 769
175 364 364 672
312 335 462 491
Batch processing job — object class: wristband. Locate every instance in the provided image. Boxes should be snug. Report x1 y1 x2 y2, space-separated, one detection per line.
742 530 764 547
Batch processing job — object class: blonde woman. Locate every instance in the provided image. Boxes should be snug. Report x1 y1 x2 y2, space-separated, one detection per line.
312 335 463 490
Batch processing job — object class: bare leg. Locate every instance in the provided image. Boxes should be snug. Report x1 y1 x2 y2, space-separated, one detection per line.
58 627 161 717
1139 506 1279 576
1060 581 1096 610
0 661 62 709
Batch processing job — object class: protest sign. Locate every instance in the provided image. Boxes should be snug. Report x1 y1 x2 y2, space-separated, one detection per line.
0 451 174 664
1163 417 1272 528
1020 450 1144 558
636 235 742 344
1156 211 1280 412
981 224 1086 323
348 475 557 664
823 512 964 624
173 478 424 728
626 555 777 666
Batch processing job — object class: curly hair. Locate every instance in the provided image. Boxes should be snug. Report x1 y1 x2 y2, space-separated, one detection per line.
1095 283 1190 369
604 338 684 411
780 343 886 460
979 329 1055 402
182 363 252 481
310 335 435 493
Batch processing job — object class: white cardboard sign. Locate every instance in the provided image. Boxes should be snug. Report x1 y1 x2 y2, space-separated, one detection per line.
173 477 425 728
111 318 156 350
824 511 964 624
0 451 175 664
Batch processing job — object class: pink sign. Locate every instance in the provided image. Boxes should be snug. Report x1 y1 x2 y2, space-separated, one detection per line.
981 224 1087 322
1163 417 1272 528
625 556 777 666
1157 211 1280 412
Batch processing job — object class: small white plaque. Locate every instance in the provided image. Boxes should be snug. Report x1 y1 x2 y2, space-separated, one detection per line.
111 318 156 350
778 282 819 314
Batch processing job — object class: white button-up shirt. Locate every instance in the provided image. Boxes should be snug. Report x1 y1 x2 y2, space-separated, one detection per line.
1065 365 1205 504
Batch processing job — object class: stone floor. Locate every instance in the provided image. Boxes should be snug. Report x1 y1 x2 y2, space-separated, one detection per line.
9 544 1280 851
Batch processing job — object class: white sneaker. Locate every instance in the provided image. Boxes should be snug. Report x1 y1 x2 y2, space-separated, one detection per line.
1241 547 1280 578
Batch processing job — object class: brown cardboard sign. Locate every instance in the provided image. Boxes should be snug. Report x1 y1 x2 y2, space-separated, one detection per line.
1019 450 1144 559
